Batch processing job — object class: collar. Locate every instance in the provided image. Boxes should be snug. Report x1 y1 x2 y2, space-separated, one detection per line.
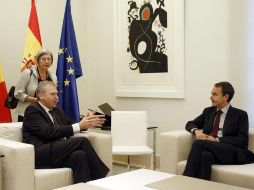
38 101 51 113
218 103 230 114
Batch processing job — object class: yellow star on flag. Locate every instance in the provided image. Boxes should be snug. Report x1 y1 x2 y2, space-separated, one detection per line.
64 78 70 86
58 48 64 55
67 67 74 75
66 55 73 63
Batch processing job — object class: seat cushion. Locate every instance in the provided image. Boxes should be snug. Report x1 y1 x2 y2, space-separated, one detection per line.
113 146 153 155
211 163 254 189
35 168 73 190
177 160 254 189
177 160 186 175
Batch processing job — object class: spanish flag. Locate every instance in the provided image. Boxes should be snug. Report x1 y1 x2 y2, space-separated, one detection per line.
0 64 12 122
21 0 42 71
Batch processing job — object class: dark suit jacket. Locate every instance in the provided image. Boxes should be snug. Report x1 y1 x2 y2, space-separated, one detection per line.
185 105 253 163
23 103 74 167
23 103 74 147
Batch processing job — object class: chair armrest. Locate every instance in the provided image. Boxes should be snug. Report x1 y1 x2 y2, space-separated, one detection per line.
73 132 113 176
0 138 35 190
159 130 194 174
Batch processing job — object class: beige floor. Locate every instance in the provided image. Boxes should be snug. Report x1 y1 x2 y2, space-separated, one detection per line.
112 163 140 175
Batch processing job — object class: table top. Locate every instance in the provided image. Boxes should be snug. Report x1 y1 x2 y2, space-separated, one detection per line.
56 169 251 190
146 175 251 190
88 169 173 190
54 183 108 190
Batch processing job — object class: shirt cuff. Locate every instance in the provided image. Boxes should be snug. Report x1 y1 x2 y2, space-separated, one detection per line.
72 123 80 133
191 128 198 134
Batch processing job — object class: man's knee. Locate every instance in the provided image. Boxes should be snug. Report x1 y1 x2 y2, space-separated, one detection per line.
71 136 88 142
201 150 214 162
192 139 213 148
192 140 204 148
70 150 87 162
74 136 90 144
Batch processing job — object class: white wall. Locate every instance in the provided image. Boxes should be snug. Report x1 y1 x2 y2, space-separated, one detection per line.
85 0 251 131
0 0 252 151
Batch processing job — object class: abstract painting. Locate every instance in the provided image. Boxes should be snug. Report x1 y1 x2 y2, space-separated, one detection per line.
114 0 184 98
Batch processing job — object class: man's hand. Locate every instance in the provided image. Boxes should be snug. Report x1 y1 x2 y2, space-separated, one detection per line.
202 135 217 141
26 96 38 103
194 130 206 139
194 130 217 141
79 113 106 130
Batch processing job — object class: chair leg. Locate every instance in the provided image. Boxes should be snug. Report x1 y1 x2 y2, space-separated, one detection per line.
127 155 130 171
150 154 154 170
146 155 148 169
146 154 154 170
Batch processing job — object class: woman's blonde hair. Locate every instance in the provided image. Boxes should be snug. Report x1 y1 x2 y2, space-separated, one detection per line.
35 49 53 64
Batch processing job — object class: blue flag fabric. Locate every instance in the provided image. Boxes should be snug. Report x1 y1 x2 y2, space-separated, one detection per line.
56 0 83 122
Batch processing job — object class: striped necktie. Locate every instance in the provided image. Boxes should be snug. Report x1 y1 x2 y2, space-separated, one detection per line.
48 110 61 128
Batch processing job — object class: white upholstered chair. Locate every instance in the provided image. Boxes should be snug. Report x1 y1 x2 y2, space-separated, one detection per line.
159 130 254 189
111 111 153 170
0 122 112 190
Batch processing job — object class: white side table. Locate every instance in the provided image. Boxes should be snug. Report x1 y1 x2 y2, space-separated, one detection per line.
89 169 173 190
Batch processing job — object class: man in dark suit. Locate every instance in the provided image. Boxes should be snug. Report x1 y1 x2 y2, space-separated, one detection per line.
22 81 109 183
183 81 254 180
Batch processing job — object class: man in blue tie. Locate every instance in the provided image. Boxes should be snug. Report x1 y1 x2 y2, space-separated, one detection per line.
183 81 254 180
22 81 109 183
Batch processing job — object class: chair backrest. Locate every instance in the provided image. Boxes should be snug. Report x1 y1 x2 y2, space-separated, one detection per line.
0 122 23 142
111 111 147 147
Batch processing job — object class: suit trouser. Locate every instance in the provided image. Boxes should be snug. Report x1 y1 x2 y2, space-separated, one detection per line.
183 140 238 180
36 137 109 183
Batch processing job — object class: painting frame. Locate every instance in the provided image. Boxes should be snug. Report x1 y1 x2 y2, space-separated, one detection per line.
113 0 184 98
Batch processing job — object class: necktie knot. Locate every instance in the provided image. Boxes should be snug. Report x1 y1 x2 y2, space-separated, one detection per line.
216 109 223 115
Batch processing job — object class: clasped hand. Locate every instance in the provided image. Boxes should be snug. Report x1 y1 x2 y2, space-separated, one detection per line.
79 110 106 130
194 130 217 141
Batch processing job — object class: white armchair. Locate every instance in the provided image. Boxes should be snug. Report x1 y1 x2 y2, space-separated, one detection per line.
0 122 112 190
159 130 254 189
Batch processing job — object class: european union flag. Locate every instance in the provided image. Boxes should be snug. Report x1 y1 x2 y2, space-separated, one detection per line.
56 0 83 122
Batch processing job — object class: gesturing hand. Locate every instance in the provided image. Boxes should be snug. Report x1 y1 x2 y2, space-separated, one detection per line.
79 113 105 130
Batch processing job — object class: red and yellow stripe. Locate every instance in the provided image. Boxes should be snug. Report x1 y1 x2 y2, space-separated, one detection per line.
21 0 42 72
0 64 12 122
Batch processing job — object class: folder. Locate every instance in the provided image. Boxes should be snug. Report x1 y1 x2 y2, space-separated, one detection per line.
89 103 115 130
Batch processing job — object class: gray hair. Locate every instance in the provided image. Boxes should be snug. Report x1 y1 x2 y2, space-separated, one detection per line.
36 81 56 100
35 48 53 63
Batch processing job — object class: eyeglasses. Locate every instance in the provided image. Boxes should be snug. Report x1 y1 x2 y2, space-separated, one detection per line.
40 57 52 62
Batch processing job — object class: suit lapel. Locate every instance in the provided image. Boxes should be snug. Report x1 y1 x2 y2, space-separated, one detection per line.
223 106 233 135
35 103 54 125
206 107 217 133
